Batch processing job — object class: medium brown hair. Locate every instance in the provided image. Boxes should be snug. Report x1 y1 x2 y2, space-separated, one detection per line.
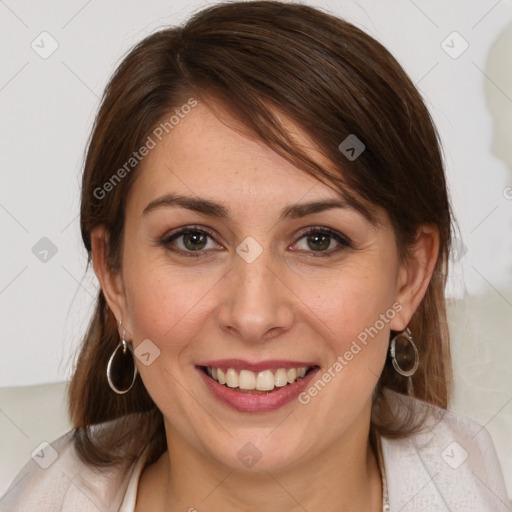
69 0 454 468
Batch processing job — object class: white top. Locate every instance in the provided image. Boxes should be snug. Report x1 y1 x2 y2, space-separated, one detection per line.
1 391 510 511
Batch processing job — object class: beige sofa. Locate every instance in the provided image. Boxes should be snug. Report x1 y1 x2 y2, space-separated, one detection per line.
0 382 71 497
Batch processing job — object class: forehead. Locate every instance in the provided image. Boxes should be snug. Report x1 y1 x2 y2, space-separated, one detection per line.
129 101 345 210
123 100 389 233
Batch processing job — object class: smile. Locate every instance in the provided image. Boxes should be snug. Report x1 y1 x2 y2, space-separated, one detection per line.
196 360 320 412
204 366 314 393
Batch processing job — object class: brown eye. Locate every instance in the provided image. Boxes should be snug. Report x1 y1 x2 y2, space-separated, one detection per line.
161 227 222 257
182 232 208 251
293 227 352 257
305 233 331 251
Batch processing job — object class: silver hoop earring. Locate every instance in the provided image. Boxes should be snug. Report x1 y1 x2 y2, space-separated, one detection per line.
389 327 419 377
106 329 138 394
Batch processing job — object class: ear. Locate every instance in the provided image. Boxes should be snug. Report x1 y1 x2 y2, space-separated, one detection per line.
390 224 440 332
91 226 131 339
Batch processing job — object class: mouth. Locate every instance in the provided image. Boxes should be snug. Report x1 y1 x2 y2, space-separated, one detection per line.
199 365 317 394
195 361 320 412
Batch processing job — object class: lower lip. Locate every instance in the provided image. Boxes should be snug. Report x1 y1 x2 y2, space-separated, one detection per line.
197 366 320 413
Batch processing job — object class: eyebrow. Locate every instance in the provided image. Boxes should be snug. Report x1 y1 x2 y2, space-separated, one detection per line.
142 193 356 222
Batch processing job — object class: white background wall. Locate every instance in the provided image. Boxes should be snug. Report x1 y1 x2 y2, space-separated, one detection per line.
1 0 511 492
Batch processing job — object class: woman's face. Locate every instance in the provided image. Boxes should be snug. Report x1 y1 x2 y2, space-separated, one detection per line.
95 100 431 473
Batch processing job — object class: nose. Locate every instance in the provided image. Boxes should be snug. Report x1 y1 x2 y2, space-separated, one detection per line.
216 246 295 344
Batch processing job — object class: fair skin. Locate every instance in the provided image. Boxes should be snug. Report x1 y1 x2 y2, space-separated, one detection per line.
91 100 439 512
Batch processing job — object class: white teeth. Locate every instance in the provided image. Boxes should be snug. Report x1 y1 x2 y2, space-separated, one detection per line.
205 365 312 391
226 368 238 388
256 370 274 391
274 368 288 387
286 368 297 384
239 369 256 390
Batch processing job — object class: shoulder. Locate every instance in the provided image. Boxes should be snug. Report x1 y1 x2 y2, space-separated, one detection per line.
0 418 141 512
381 390 511 511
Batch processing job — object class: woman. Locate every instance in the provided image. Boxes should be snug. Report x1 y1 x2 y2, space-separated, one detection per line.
1 1 510 510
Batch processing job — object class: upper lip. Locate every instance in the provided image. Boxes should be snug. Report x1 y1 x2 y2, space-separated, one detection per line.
196 359 317 372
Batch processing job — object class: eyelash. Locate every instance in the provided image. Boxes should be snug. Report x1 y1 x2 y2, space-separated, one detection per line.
160 225 353 259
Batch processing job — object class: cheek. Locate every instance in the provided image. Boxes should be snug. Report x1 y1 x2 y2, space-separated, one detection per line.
121 260 218 414
122 252 221 354
298 272 396 401
306 263 397 340
302 264 399 404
